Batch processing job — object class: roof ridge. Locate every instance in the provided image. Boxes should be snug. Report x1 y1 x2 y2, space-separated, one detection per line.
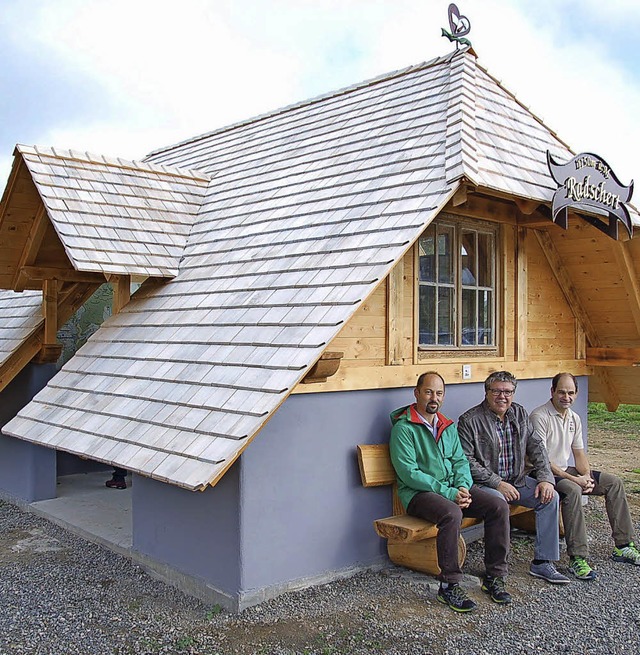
144 49 463 161
15 144 212 183
444 50 479 185
472 57 574 156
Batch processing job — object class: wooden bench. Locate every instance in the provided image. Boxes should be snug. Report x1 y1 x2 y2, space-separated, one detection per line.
357 443 536 575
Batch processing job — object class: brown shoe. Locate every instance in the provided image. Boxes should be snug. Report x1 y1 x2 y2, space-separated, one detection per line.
105 477 126 489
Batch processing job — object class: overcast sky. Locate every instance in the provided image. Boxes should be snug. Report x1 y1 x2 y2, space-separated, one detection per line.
0 0 637 189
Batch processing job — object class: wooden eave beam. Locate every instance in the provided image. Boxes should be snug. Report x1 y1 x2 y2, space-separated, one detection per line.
21 266 106 285
0 331 43 393
514 198 540 215
533 229 620 410
586 347 640 367
444 193 517 224
12 204 49 292
451 184 469 207
0 156 26 225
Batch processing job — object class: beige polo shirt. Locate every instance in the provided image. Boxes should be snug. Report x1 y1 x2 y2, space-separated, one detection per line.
530 399 584 470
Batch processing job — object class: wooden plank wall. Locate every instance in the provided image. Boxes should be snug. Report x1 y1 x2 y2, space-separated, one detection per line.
525 230 577 361
308 215 594 394
328 249 414 368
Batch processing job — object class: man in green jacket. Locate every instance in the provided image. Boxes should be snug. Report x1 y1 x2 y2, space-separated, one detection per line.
390 371 511 612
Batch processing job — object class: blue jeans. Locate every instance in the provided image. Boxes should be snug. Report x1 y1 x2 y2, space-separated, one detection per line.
481 476 560 561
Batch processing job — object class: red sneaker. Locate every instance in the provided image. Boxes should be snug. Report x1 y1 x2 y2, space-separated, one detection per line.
105 477 127 489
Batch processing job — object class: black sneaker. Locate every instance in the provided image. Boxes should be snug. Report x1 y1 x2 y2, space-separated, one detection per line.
481 575 512 604
437 584 477 612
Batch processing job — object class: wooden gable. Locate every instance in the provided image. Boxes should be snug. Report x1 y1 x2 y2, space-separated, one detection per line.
297 190 640 409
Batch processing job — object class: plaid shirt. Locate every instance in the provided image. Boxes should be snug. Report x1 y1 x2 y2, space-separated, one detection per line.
496 417 516 482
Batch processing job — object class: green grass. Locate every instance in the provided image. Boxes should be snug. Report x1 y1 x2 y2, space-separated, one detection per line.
588 402 640 431
205 604 223 620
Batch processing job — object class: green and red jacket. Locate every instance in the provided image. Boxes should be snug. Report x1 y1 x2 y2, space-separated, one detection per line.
389 404 473 509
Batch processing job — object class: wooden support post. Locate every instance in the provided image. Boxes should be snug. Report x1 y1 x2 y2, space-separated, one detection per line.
515 227 527 361
575 320 586 360
36 278 62 363
386 259 404 366
500 227 511 358
111 274 131 315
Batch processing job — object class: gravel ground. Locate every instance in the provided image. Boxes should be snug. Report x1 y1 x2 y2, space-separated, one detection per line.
1 496 639 655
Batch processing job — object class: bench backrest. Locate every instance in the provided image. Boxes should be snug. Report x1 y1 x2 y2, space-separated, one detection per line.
357 444 404 515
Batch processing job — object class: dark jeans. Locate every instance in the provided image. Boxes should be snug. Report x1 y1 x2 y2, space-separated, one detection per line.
113 467 128 480
407 485 510 584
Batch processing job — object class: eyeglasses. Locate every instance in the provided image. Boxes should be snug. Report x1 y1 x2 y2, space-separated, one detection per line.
488 389 515 397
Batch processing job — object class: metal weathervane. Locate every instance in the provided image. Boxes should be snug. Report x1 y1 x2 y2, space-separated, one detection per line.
442 3 472 49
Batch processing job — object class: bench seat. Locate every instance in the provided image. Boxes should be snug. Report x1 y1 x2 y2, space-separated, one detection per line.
358 443 537 575
373 504 533 543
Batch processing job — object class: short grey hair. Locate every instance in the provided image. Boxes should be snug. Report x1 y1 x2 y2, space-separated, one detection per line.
484 371 517 391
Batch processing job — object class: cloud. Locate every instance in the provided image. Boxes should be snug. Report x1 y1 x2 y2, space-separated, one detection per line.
0 0 636 188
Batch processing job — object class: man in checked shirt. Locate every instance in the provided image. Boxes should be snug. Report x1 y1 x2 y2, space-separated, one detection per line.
457 371 570 584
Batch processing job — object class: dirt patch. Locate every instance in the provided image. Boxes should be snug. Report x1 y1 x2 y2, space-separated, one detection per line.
587 426 640 512
0 527 66 564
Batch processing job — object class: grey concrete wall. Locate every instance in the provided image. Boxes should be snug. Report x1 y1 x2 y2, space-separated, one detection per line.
237 376 588 602
0 435 57 503
56 451 110 476
131 463 242 607
0 363 58 502
0 362 57 429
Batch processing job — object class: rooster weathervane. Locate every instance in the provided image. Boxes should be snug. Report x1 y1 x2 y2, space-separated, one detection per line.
441 3 472 49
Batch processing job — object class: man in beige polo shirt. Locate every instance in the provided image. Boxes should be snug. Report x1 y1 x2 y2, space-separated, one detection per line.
530 372 639 581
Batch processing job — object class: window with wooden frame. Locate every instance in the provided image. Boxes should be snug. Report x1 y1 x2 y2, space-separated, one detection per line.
417 216 498 349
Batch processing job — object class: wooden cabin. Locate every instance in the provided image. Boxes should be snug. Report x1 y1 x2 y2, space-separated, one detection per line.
0 47 638 610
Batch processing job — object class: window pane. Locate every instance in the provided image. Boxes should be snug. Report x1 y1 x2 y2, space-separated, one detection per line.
417 220 496 349
477 232 493 287
461 231 476 286
437 226 454 284
419 285 436 344
478 290 493 345
438 287 453 345
461 288 476 345
418 231 435 282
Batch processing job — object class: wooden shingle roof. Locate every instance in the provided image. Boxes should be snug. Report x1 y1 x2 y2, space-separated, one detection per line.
0 290 42 369
4 49 633 489
15 145 211 278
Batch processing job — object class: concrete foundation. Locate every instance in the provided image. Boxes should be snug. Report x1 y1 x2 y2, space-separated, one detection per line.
0 376 588 610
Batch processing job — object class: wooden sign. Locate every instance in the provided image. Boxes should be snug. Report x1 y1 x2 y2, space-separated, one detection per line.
547 151 634 239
